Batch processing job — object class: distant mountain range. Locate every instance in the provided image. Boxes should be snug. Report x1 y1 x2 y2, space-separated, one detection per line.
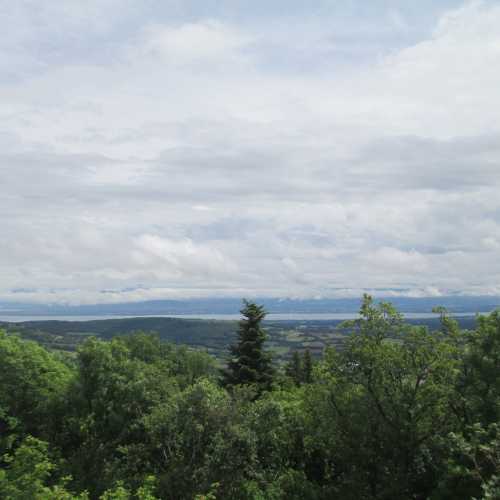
0 296 499 317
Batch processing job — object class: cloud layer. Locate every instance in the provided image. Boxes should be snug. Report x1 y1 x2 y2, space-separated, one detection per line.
1 0 500 304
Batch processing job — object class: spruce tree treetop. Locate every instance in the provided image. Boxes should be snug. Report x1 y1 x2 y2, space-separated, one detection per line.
285 350 303 385
223 300 274 391
303 348 313 384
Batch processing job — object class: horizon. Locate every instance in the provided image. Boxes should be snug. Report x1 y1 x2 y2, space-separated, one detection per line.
1 294 499 317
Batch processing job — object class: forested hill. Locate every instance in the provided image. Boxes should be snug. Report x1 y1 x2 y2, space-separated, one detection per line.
0 314 479 361
5 316 237 343
0 316 236 359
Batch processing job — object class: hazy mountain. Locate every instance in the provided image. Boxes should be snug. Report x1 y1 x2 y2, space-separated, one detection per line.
0 295 498 317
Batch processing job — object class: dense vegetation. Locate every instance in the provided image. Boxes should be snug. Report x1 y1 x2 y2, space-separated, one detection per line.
1 296 499 499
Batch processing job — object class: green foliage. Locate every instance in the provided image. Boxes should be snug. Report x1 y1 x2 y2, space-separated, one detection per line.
305 295 462 498
285 349 314 386
98 476 158 500
61 334 216 496
0 435 87 500
0 330 73 439
302 349 313 384
285 351 302 385
460 311 500 425
145 378 235 497
435 423 500 500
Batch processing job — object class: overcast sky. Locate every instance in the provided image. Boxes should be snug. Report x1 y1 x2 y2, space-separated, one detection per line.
1 0 500 304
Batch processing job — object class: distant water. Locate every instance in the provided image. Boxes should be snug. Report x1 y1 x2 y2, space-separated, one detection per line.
0 311 487 323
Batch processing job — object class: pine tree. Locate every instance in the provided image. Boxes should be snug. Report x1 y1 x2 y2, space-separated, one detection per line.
302 348 313 384
223 300 274 391
285 350 302 385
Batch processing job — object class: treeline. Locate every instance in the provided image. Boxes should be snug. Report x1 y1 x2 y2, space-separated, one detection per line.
0 295 499 499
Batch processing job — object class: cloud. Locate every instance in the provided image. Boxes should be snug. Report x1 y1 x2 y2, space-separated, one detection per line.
1 1 500 304
347 134 500 192
132 234 237 280
135 20 254 65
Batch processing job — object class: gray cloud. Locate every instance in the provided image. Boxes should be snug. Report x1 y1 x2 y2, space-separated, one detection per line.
1 0 500 304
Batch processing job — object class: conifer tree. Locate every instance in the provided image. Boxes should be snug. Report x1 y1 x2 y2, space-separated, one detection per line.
285 350 302 385
223 300 274 391
302 348 313 383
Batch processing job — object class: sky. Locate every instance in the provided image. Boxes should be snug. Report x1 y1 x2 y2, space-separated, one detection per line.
1 0 500 305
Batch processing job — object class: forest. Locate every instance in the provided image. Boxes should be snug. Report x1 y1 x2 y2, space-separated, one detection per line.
0 295 499 499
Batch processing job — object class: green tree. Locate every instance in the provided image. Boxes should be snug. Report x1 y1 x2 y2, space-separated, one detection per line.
286 350 313 385
436 423 500 500
459 310 500 426
0 330 73 440
302 349 313 384
285 351 302 385
61 336 179 496
305 295 460 498
144 379 239 499
223 301 274 392
0 435 88 500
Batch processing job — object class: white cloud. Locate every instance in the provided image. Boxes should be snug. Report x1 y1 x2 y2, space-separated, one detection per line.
132 234 237 279
1 1 500 304
136 20 254 64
